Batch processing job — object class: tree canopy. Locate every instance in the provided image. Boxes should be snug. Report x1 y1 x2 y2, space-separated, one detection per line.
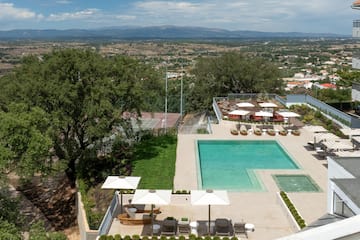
187 52 284 111
0 49 163 183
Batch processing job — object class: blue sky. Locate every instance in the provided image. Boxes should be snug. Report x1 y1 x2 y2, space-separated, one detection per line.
0 0 357 34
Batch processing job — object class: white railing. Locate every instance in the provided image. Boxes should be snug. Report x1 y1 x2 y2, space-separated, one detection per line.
98 191 119 236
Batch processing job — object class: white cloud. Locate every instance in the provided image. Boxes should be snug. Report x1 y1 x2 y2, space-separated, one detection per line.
47 8 100 21
129 0 355 33
56 0 72 4
0 3 42 20
115 15 137 20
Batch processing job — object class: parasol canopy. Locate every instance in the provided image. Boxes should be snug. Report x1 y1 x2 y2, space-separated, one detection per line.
191 189 229 234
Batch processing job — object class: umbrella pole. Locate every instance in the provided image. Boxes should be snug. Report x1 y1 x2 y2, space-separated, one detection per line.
120 191 123 214
151 204 154 236
208 205 211 235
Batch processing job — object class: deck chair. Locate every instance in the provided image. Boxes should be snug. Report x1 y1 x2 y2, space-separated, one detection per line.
178 217 190 234
161 218 177 236
234 222 247 238
215 218 232 236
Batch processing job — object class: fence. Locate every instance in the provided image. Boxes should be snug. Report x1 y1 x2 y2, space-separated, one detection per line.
98 192 120 236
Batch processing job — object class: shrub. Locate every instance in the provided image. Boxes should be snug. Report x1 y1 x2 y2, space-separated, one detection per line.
114 234 121 240
279 191 306 229
132 235 140 240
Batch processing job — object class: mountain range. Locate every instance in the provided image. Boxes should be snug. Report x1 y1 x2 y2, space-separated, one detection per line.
0 26 350 40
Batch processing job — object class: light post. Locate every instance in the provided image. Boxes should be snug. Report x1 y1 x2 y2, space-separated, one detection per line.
164 61 168 133
180 62 184 118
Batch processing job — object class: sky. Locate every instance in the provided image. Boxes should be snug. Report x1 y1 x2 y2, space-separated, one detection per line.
0 0 358 34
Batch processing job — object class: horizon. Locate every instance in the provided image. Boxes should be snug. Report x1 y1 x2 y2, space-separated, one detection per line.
0 25 353 36
0 1 357 35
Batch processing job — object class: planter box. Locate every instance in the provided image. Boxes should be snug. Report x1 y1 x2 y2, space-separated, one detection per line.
277 192 304 232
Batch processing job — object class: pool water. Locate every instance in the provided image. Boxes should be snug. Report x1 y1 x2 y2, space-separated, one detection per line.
273 175 321 192
197 140 299 191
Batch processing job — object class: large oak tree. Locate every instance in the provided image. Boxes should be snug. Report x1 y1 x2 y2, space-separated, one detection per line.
0 49 162 184
188 52 284 110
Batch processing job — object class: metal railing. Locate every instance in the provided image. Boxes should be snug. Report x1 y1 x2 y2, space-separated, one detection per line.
98 191 119 236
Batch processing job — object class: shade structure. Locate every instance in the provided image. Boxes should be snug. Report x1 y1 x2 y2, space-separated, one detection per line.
132 189 172 234
236 102 255 108
228 110 250 116
259 102 278 108
191 189 230 234
303 125 328 133
101 176 141 213
276 111 300 118
255 111 273 117
313 132 340 142
321 139 353 151
340 128 360 137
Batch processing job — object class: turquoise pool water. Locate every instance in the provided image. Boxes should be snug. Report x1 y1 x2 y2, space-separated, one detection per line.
197 140 299 191
273 175 321 192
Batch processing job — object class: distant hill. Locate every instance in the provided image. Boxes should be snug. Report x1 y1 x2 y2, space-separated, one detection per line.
0 26 350 40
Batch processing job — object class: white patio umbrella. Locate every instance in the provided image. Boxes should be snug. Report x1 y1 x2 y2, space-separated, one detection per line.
101 176 141 213
276 111 300 118
132 189 172 233
236 102 255 108
255 111 273 117
228 110 250 116
228 110 250 120
258 102 278 108
191 189 230 234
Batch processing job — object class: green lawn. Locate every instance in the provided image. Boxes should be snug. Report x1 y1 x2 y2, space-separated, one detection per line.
132 134 177 189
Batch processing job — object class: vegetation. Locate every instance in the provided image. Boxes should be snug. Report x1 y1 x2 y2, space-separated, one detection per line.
187 52 284 111
280 191 306 229
290 104 346 137
79 133 177 229
0 49 163 185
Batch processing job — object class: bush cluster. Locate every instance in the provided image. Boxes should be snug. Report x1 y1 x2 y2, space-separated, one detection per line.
280 191 306 229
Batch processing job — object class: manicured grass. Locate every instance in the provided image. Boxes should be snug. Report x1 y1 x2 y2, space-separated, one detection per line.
132 134 177 189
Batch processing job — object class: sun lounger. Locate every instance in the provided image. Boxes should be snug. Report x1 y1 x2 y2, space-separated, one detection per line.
178 217 190 234
234 222 247 238
215 218 232 236
240 125 248 135
161 218 177 236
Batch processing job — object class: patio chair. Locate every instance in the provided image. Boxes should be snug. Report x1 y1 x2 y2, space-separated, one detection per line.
234 222 247 238
178 217 190 234
161 218 178 236
215 218 232 236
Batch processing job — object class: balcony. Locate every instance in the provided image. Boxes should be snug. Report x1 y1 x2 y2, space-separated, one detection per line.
353 20 360 38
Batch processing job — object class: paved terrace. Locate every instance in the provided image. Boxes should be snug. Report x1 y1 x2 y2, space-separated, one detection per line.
108 120 328 240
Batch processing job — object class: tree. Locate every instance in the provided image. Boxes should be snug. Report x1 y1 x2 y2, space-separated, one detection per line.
188 52 283 111
0 49 162 184
0 103 53 179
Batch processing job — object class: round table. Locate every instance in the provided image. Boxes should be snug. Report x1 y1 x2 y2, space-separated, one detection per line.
153 224 161 234
189 221 199 235
245 223 255 232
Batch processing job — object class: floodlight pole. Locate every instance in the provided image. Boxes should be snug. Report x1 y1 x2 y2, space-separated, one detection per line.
180 62 184 118
164 61 168 133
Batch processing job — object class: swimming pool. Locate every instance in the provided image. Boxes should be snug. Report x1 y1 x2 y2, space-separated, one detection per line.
273 174 321 192
197 140 299 191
